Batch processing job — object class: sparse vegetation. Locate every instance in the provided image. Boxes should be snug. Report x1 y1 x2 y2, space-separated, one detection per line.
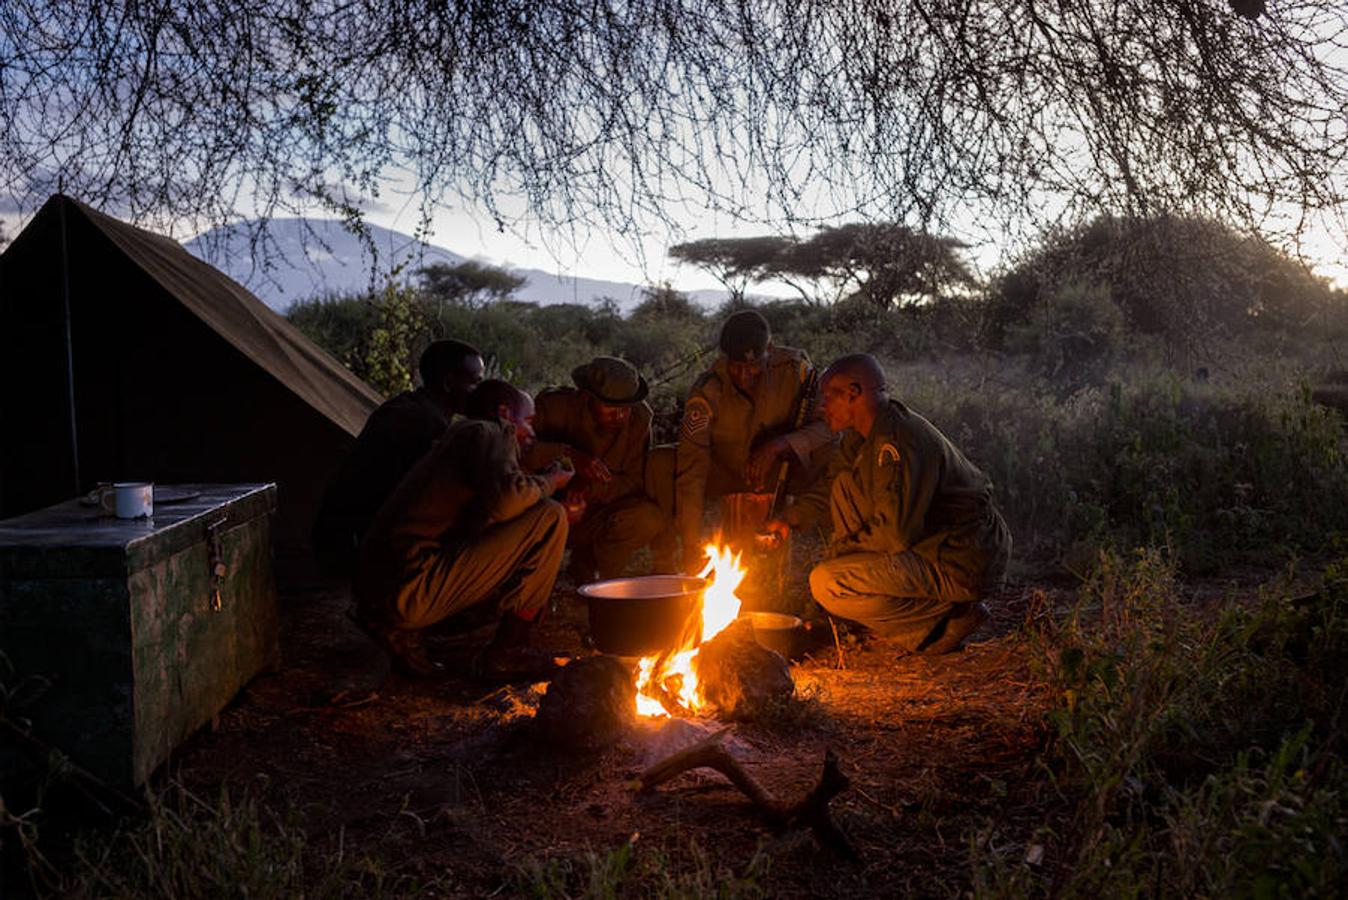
518 837 772 899
971 549 1348 897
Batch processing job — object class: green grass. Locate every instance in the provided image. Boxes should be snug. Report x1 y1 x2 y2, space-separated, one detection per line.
20 781 441 899
970 549 1348 898
517 837 771 899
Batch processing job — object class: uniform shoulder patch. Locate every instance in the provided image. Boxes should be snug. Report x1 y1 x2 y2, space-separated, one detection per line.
682 396 713 437
877 442 902 466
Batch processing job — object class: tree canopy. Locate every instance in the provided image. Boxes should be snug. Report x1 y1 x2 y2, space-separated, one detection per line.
416 261 526 309
983 213 1340 353
2 2 1345 252
672 224 975 308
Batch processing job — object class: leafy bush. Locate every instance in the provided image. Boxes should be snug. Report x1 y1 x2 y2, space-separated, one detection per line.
1004 282 1126 385
973 550 1348 897
982 214 1339 356
900 367 1348 571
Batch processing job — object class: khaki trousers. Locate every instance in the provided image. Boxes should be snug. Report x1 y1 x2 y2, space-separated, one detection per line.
808 469 1010 650
386 500 568 630
809 552 957 650
571 494 669 579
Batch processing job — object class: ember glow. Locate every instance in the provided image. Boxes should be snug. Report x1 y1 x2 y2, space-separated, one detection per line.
636 543 746 717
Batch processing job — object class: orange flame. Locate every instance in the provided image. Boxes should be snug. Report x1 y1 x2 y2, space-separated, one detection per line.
635 542 745 717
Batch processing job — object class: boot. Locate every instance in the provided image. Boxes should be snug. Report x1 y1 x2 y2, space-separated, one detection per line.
475 613 565 682
919 601 989 655
349 608 444 678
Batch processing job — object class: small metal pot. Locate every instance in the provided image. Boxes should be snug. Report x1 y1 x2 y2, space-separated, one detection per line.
746 611 806 659
579 575 706 656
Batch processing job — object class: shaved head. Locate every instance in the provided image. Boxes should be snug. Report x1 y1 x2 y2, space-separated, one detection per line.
818 354 888 436
465 379 530 420
822 354 887 396
465 379 537 452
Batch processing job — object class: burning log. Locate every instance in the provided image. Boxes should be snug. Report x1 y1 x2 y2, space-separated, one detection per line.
639 727 857 858
535 655 636 750
693 619 794 720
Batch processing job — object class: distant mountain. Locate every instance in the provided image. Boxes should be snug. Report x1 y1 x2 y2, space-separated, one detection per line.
185 218 722 313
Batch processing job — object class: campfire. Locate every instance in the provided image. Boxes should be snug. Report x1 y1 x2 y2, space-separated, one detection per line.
537 543 854 856
634 542 746 717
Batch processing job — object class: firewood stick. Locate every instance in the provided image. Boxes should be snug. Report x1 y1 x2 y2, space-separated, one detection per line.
781 750 857 859
640 731 856 857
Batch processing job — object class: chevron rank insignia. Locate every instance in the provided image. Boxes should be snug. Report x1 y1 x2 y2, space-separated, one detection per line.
682 397 712 436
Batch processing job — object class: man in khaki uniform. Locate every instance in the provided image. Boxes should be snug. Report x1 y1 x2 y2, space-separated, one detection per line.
765 354 1011 654
527 357 673 580
649 310 832 571
354 380 574 678
312 339 485 577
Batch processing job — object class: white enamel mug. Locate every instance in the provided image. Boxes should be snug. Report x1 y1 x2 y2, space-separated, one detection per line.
99 482 154 519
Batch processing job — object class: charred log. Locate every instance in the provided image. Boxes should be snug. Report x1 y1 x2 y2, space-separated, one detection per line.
693 620 794 720
535 655 636 751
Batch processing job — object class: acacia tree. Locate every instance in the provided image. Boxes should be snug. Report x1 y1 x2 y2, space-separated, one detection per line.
1 2 1345 259
668 236 795 304
773 223 977 309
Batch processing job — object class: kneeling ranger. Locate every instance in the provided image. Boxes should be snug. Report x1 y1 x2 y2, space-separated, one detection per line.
764 354 1011 654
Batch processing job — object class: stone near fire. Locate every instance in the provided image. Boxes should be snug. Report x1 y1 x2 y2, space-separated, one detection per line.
535 655 637 750
693 620 794 720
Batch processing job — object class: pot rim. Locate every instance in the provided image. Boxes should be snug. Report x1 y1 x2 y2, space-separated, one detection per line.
578 574 708 600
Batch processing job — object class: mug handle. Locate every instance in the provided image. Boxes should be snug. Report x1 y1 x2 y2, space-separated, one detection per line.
99 488 116 514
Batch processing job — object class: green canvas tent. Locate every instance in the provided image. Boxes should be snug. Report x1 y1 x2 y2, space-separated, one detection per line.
0 195 382 563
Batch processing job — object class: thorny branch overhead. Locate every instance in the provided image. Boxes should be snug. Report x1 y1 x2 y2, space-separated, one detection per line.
1 1 1345 260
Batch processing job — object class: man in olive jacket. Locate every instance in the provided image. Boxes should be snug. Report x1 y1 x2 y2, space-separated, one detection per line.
354 380 574 677
765 354 1011 654
649 310 832 572
313 339 485 576
526 357 672 581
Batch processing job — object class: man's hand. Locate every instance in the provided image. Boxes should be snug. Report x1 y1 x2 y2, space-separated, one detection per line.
745 437 789 491
569 450 612 484
681 544 710 576
561 485 588 524
543 460 575 494
755 518 791 551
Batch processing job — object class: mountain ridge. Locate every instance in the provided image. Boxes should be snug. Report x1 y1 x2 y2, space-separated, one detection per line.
185 218 729 313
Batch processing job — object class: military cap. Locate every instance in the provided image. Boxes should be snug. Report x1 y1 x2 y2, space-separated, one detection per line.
571 356 649 405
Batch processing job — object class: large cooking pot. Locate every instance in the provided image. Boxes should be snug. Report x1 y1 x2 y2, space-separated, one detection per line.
579 575 707 656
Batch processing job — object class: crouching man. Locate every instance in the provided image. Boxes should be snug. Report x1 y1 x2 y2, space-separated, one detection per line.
354 380 574 678
527 356 673 582
764 354 1011 654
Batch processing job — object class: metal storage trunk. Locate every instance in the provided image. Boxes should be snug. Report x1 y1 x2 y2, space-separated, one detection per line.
0 484 279 786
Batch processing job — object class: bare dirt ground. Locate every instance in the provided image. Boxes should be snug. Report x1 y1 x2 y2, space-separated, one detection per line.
172 554 1061 899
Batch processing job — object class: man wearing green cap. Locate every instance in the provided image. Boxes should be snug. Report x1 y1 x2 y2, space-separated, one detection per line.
527 356 674 581
649 309 832 572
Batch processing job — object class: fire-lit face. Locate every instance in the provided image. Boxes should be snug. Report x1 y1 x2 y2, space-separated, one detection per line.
588 396 632 432
502 393 537 453
726 351 766 394
818 371 862 433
